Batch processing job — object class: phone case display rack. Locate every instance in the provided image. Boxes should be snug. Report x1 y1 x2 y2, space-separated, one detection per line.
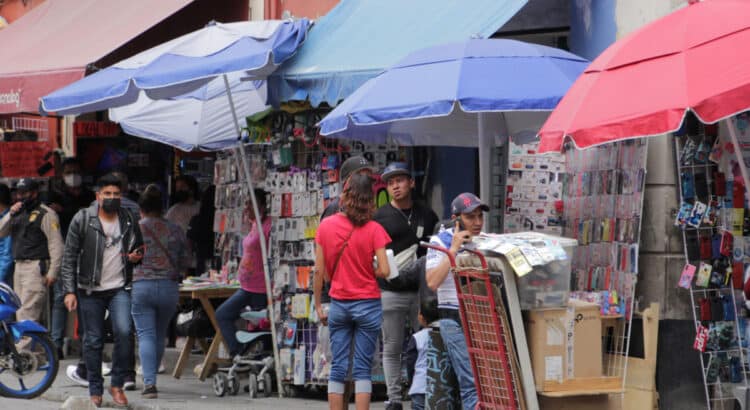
504 141 566 236
560 139 648 390
214 128 409 392
672 115 750 409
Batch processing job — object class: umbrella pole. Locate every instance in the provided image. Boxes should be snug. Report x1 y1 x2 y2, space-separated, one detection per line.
478 112 492 232
223 74 283 398
726 118 750 206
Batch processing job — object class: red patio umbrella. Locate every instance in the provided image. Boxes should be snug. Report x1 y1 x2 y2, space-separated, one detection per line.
538 0 750 153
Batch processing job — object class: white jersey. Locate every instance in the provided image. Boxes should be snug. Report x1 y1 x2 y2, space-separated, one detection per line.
425 227 459 309
408 328 430 396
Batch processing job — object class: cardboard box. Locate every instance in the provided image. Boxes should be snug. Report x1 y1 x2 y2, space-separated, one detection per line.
525 300 602 391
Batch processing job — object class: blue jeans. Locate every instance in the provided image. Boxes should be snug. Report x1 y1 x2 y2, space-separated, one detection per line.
328 298 382 395
131 279 179 386
78 287 132 396
215 289 266 356
51 280 67 350
411 393 425 410
439 318 477 410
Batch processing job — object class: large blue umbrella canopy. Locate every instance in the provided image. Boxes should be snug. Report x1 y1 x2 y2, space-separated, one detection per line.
108 73 268 152
318 39 589 146
40 19 309 115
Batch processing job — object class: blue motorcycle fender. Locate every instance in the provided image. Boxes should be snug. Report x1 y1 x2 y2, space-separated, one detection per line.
0 305 14 321
10 320 48 341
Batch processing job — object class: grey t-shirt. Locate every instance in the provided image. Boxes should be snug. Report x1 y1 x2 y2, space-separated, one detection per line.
94 217 125 291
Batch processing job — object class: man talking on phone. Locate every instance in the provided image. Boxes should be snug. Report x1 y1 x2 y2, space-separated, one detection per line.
60 173 143 408
0 178 63 323
425 192 488 410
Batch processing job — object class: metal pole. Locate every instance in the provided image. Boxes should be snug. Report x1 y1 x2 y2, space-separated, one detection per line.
223 74 283 398
478 112 492 232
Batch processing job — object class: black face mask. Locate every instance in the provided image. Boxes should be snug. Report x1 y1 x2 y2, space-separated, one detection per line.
173 191 190 203
19 196 36 212
102 198 121 214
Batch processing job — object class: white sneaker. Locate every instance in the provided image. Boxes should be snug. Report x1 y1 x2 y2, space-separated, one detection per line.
102 363 111 376
65 364 89 387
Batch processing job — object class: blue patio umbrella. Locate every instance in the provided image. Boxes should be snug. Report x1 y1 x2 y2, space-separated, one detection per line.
109 73 268 152
40 19 308 115
317 38 588 219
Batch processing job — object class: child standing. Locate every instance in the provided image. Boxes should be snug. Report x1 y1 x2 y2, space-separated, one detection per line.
405 297 439 410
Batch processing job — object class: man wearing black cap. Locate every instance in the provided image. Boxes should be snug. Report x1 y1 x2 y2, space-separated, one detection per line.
424 192 489 410
373 162 438 410
0 178 64 323
320 155 375 220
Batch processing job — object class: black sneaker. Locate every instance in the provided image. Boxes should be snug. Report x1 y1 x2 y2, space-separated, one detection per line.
142 385 158 399
385 401 403 410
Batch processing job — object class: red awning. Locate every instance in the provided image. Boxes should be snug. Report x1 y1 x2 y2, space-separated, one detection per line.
0 0 194 114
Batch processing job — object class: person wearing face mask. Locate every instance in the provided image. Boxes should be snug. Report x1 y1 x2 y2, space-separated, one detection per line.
165 175 200 234
60 173 144 408
57 158 95 236
214 189 272 359
51 158 95 359
0 178 64 324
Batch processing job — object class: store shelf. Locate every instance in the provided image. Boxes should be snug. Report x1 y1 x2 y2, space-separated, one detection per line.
538 376 624 397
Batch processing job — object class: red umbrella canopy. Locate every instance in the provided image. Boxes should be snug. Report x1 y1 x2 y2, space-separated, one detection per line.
538 0 750 153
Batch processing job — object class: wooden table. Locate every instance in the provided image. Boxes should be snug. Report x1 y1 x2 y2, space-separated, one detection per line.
173 285 238 381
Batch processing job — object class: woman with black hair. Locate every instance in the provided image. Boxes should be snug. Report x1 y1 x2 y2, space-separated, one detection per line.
131 185 188 398
313 174 391 410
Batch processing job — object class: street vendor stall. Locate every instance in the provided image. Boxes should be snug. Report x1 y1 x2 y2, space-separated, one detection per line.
537 1 750 408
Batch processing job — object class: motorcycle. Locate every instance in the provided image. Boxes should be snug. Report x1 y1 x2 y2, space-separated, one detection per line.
0 282 58 399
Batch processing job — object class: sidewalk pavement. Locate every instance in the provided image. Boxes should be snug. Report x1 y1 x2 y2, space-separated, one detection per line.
0 346 409 409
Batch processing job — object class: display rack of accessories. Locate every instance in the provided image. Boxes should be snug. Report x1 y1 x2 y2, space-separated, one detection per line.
487 144 508 233
672 116 750 409
561 139 648 392
271 136 407 391
213 109 411 392
504 141 565 235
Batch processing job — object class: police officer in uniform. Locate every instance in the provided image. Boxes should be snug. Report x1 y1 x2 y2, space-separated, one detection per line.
0 178 63 322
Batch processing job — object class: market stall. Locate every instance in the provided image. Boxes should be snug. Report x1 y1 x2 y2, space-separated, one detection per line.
536 2 750 408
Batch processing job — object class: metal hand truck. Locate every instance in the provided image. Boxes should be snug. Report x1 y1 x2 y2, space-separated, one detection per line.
422 243 523 410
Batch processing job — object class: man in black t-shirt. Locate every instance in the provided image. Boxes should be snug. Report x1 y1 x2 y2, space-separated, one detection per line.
374 162 438 410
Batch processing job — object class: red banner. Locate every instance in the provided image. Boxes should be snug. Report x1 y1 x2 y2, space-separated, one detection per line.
0 141 52 177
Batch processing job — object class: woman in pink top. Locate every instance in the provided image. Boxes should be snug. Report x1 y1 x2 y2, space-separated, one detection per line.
215 189 271 357
314 174 391 410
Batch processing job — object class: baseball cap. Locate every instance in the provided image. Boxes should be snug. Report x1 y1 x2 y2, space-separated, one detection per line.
451 192 489 215
381 162 411 181
340 155 375 182
16 178 39 192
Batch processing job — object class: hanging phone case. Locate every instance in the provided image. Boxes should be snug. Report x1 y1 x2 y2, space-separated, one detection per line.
714 172 726 196
710 297 724 321
700 298 712 321
681 172 696 200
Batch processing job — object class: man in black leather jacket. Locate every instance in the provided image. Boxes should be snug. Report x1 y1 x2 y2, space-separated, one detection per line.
60 173 143 408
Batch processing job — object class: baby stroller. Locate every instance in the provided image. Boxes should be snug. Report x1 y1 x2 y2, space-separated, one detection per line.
213 309 275 398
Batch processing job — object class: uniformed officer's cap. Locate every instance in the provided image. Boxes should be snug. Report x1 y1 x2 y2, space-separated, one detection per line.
16 179 39 192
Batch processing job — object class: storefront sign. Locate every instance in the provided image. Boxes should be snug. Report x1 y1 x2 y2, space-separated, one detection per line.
0 89 20 109
73 121 120 137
